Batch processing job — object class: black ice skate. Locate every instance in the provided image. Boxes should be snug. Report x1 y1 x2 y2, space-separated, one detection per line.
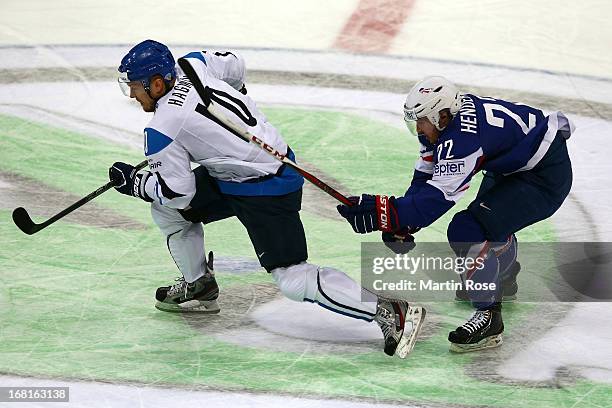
155 252 220 313
455 261 521 302
375 298 426 358
448 306 504 353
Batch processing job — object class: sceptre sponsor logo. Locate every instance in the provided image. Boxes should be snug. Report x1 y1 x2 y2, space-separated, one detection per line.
434 160 466 177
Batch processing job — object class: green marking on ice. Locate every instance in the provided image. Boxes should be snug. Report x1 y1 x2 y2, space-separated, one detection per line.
1 112 605 408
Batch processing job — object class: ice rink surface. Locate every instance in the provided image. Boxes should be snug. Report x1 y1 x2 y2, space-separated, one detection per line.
1 1 612 407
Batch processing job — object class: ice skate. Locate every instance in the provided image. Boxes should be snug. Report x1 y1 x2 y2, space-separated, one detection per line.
448 306 504 353
375 298 426 358
155 252 220 313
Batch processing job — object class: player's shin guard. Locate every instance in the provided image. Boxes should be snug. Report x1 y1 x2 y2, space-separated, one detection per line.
455 236 519 302
165 223 209 283
463 242 503 309
271 263 378 321
495 235 520 301
152 202 209 283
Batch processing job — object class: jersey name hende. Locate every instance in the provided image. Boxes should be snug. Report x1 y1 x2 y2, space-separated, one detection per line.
459 95 478 134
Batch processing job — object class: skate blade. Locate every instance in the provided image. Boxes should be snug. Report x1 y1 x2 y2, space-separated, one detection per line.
455 294 516 302
395 306 427 359
449 334 503 353
155 299 220 314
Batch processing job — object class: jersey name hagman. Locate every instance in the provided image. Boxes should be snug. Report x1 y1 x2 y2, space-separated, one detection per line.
166 77 193 107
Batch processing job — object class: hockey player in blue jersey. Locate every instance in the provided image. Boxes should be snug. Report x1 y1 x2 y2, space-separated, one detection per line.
337 76 573 352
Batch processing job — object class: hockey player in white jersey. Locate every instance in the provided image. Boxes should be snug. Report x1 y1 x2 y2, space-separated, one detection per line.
108 40 425 358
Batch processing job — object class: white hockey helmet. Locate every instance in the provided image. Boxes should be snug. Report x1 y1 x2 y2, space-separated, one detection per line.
403 76 462 136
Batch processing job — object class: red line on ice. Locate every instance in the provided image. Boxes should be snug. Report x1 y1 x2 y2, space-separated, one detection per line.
334 0 415 53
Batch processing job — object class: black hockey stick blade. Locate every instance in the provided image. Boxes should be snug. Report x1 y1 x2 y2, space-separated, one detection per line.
12 159 148 235
12 206 41 235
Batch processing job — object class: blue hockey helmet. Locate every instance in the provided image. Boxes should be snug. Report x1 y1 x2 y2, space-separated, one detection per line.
118 39 176 96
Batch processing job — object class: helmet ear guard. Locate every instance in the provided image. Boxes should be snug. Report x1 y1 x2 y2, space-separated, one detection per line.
403 76 462 135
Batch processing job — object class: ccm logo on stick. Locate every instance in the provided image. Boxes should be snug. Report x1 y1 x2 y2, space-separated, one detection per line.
251 135 286 160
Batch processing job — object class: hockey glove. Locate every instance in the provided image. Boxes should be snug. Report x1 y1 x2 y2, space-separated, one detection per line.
109 162 153 202
336 194 400 234
382 226 421 254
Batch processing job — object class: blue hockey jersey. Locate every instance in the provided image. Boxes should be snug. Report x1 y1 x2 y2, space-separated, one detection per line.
396 94 574 228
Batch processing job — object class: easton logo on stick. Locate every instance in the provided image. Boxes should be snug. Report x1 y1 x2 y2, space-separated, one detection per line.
377 195 389 230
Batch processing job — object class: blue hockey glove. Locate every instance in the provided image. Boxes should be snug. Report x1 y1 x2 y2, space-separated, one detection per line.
382 226 421 254
109 162 153 202
336 194 400 233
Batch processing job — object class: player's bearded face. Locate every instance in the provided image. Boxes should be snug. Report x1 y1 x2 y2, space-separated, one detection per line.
417 118 440 144
127 82 156 112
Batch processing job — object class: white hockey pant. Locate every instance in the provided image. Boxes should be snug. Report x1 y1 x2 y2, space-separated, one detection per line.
271 263 378 322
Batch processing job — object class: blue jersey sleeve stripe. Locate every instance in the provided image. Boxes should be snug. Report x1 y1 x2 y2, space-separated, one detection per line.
181 51 207 66
144 128 173 155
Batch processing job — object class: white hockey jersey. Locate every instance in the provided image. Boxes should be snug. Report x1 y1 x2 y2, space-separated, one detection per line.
142 51 303 209
178 50 246 92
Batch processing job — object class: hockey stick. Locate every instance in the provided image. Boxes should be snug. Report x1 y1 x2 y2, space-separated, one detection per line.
12 160 148 235
177 57 353 207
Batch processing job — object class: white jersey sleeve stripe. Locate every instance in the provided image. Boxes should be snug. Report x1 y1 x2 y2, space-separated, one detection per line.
415 143 435 174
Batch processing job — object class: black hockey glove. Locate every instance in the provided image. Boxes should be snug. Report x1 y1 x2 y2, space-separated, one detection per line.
382 226 421 254
109 162 153 202
336 194 400 234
